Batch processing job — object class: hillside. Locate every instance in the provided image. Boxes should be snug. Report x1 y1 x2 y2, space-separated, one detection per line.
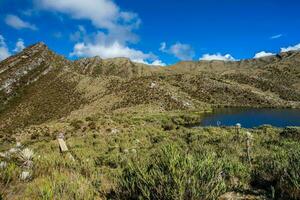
0 43 299 135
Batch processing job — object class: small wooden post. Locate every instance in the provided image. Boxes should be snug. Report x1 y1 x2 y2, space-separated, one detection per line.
245 131 253 166
58 133 68 152
57 133 75 161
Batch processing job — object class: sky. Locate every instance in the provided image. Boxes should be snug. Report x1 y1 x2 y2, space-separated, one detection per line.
0 0 300 65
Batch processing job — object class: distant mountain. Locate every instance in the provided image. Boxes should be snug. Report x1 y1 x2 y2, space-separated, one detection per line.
0 42 299 134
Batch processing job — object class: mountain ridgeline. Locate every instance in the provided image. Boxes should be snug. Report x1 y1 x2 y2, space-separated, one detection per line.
0 42 300 134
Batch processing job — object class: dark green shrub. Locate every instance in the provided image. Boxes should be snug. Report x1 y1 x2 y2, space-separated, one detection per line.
162 121 176 131
255 146 300 199
280 127 300 139
88 121 97 130
85 116 94 121
31 132 40 140
70 120 84 130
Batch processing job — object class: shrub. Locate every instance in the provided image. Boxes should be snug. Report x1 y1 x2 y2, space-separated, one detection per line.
255 145 300 199
31 132 40 140
88 121 97 130
162 121 176 131
0 163 19 185
25 171 95 200
70 120 84 130
280 127 300 140
115 145 226 200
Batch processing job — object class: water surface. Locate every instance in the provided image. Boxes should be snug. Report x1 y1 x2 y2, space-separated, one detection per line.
200 108 300 128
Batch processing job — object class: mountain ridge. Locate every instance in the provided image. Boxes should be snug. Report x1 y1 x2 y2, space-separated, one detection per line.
0 42 299 135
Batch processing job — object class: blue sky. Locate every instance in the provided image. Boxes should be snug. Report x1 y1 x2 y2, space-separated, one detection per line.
0 0 300 65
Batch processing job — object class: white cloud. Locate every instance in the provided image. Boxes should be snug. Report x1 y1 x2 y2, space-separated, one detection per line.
200 53 235 61
254 51 275 59
13 38 25 52
5 15 37 30
36 0 166 65
270 34 282 39
36 0 140 44
281 43 300 52
70 41 160 65
150 60 166 66
160 42 195 60
136 59 166 66
0 35 11 61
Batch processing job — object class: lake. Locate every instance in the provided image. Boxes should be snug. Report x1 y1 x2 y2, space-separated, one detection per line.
200 108 300 128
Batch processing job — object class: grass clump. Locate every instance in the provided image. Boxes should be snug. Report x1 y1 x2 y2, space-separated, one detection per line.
0 163 20 185
25 171 96 200
70 119 84 130
115 145 226 200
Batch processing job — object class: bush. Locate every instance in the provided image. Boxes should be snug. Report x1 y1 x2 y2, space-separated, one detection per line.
88 121 97 130
0 163 19 185
70 120 84 130
162 121 176 131
25 171 95 200
280 127 300 139
115 145 226 200
255 145 300 199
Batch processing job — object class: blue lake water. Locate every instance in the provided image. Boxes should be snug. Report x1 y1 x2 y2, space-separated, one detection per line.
200 108 300 128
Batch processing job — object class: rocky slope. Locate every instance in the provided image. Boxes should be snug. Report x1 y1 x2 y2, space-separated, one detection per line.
0 42 300 135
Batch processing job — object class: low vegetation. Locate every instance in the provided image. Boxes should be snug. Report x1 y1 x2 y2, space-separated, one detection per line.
1 111 299 199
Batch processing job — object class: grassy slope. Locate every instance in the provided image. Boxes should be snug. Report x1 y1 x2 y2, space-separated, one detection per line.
1 113 300 199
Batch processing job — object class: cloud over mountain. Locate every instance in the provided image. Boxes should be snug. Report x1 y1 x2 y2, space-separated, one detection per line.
36 0 165 65
254 51 275 58
160 42 195 60
281 43 300 52
5 15 37 30
13 39 26 52
199 53 235 61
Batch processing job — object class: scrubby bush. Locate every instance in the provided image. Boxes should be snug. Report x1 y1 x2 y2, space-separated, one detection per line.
0 163 19 185
88 121 97 130
162 121 176 131
25 171 95 200
255 145 300 199
280 127 300 139
115 145 226 200
70 120 84 130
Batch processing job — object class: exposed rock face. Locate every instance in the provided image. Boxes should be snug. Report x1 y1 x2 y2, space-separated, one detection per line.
0 42 299 134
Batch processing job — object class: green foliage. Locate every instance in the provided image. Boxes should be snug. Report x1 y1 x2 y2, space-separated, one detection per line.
280 127 300 140
26 171 95 200
70 120 84 130
162 121 177 131
0 111 299 199
255 144 300 199
116 145 226 200
0 163 19 185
